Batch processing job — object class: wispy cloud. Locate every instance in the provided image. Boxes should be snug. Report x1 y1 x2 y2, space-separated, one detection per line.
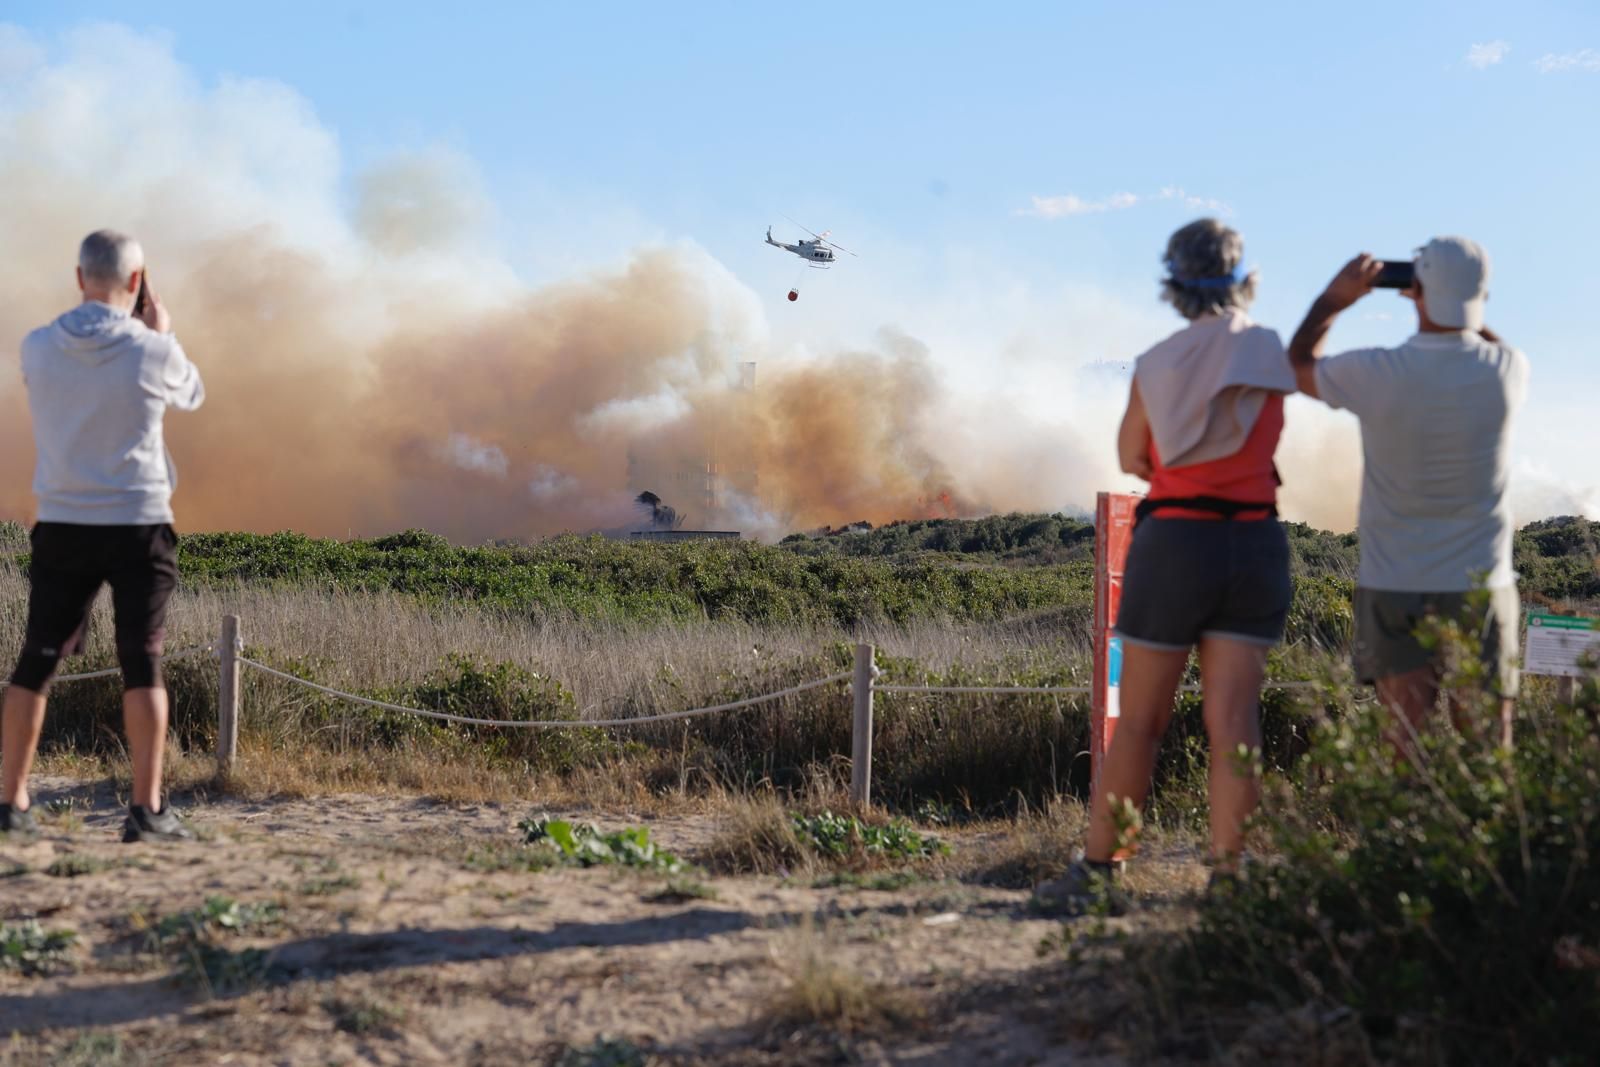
1465 40 1511 69
1021 191 1139 218
1020 186 1231 219
1535 48 1600 73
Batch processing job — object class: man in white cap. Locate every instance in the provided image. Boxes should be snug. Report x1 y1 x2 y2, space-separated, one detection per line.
1287 238 1528 750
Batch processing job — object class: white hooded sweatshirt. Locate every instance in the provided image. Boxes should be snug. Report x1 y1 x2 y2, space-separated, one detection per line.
20 302 204 525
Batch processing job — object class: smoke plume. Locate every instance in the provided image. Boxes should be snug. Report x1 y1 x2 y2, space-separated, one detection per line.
1 25 1586 543
0 24 1128 541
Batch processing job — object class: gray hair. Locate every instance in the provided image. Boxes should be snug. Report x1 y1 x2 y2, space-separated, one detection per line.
78 229 144 286
1159 218 1257 320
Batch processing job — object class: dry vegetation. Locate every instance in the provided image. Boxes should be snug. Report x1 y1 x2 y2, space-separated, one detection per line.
3 517 1599 1064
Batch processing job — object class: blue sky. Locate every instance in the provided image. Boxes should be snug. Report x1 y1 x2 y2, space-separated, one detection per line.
4 1 1598 524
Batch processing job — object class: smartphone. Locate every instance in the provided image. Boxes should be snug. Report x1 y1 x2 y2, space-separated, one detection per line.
1373 260 1415 289
133 272 149 316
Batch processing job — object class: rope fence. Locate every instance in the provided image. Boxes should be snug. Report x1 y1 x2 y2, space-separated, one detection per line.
875 680 1321 695
190 616 1328 806
237 656 852 729
32 615 1330 807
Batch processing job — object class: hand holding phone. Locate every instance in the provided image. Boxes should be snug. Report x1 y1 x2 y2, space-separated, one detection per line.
1372 260 1415 289
133 271 171 333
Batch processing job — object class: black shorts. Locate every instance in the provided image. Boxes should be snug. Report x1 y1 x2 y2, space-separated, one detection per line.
15 523 179 688
1114 517 1292 650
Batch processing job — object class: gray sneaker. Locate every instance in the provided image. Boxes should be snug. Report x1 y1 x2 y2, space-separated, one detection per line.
122 805 196 843
0 804 37 836
1032 859 1131 917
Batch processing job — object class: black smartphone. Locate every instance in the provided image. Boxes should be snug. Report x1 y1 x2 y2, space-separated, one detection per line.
133 272 149 316
1373 260 1415 289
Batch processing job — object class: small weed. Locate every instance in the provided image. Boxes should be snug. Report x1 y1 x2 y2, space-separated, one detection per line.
462 843 562 874
173 940 273 994
0 861 30 879
46 853 118 878
791 811 949 862
644 878 719 904
327 992 406 1036
555 1037 647 1067
299 874 361 896
768 926 922 1033
520 816 684 873
0 920 78 976
150 896 284 946
50 1032 126 1067
813 870 922 892
138 895 285 994
44 797 85 833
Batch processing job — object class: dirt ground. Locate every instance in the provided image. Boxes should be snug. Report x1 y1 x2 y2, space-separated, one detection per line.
0 778 1204 1066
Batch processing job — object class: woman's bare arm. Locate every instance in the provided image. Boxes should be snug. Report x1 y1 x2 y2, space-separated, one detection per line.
1117 379 1153 481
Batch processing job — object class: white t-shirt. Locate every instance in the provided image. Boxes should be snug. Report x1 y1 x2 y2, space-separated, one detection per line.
1315 332 1528 592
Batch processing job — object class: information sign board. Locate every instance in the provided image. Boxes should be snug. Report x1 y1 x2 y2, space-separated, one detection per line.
1524 612 1600 679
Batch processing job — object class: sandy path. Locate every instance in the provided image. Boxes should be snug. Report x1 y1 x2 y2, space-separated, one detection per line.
0 778 1174 1066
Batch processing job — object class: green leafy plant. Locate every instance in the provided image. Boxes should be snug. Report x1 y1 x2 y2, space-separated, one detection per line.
519 816 684 872
0 920 78 976
790 811 949 861
151 896 284 944
139 896 285 993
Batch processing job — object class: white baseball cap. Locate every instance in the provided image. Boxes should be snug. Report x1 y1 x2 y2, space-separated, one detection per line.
1413 236 1489 331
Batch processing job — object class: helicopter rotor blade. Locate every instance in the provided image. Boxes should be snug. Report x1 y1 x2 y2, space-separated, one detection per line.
823 240 858 257
780 213 827 241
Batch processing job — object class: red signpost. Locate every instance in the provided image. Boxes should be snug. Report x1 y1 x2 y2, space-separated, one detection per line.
1090 492 1139 803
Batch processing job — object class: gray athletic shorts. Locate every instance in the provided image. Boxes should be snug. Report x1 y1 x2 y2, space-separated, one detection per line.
1352 586 1521 698
1114 518 1292 650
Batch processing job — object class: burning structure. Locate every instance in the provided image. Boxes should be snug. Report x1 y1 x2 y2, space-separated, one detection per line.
625 490 737 541
624 361 758 536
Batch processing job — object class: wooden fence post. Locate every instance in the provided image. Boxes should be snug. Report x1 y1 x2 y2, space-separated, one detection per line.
851 643 875 809
217 615 241 774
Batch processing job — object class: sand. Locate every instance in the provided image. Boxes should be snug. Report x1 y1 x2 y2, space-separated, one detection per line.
0 777 1189 1066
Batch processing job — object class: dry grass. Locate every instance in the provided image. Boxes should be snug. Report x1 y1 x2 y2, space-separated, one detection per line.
700 793 815 875
12 565 1104 811
954 796 1089 888
0 565 1083 712
765 918 926 1033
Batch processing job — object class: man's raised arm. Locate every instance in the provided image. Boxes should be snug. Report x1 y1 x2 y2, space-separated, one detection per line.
1288 253 1383 400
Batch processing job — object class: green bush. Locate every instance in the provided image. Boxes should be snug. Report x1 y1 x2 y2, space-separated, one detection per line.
1170 675 1600 1064
161 530 1096 627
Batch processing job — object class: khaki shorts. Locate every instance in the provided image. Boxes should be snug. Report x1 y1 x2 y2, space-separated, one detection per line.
1352 586 1520 698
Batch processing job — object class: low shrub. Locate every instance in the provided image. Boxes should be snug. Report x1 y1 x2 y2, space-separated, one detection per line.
1167 671 1600 1065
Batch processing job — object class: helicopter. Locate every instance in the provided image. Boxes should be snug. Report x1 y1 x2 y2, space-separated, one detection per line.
765 219 856 300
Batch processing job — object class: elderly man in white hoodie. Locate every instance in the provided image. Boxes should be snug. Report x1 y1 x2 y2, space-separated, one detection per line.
0 230 204 841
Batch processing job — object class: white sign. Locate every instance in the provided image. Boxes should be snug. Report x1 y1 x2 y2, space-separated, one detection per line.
1523 613 1600 679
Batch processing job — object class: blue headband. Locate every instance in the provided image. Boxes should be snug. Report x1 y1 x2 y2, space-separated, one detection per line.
1165 260 1250 289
